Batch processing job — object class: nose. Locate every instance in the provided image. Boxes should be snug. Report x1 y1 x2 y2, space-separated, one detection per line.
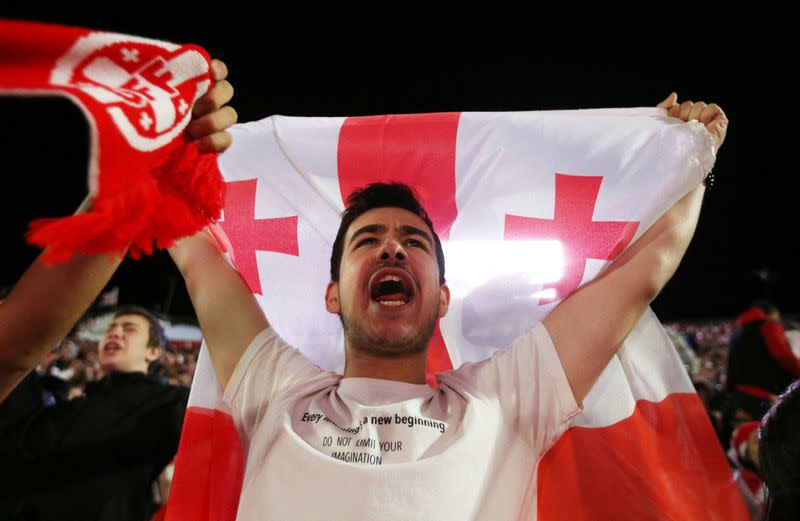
377 239 406 262
105 325 121 339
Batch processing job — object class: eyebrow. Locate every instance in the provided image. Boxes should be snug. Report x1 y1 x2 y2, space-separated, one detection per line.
348 224 433 248
400 225 433 247
349 224 386 245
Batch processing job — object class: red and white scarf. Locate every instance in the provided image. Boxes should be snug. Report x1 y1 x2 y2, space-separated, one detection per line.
0 19 224 262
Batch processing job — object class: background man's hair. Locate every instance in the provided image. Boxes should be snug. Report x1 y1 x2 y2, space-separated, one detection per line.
329 182 445 284
113 305 168 350
758 379 800 521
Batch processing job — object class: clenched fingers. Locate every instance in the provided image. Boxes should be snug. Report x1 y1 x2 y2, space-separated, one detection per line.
700 103 728 149
210 59 228 82
687 101 707 121
188 105 238 140
192 79 234 118
195 131 233 154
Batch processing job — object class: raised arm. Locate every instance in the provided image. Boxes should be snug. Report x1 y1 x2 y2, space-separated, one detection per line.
168 228 268 390
543 93 728 405
168 58 273 391
0 59 237 402
0 209 123 402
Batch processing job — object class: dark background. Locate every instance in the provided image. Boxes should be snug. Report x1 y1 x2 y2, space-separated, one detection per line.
0 12 793 322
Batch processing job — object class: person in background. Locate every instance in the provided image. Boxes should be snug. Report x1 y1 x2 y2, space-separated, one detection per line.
726 301 800 421
0 306 186 520
758 379 800 521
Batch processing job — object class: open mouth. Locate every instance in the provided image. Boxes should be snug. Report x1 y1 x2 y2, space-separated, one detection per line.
369 270 415 307
103 341 122 354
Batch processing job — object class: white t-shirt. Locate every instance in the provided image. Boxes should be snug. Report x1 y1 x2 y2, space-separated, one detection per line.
224 322 581 521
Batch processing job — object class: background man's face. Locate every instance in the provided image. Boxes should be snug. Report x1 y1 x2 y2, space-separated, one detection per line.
98 314 160 373
326 207 449 356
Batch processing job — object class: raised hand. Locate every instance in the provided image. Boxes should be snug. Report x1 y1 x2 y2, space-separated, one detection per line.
657 92 728 150
188 59 237 153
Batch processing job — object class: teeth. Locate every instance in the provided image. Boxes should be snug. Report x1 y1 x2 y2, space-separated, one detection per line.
379 275 401 283
379 300 405 307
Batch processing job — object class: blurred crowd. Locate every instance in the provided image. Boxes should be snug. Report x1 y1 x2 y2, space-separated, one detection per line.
666 315 799 434
665 307 800 519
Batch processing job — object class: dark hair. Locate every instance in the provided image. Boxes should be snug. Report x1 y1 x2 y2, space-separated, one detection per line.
759 379 800 521
113 306 168 350
329 183 445 284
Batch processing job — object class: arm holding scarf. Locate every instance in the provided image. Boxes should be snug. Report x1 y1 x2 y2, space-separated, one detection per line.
0 60 236 403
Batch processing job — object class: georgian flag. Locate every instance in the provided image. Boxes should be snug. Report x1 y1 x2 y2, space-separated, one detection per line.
167 111 749 520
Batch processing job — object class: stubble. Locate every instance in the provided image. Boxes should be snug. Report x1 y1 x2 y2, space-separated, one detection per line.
340 300 439 357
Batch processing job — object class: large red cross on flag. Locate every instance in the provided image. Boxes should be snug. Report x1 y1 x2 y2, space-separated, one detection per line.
167 110 749 520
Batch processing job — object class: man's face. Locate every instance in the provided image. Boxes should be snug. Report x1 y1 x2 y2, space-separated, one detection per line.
326 207 450 356
98 314 160 373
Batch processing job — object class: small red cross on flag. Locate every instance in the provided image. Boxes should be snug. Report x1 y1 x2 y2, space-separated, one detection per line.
505 173 639 304
217 179 299 295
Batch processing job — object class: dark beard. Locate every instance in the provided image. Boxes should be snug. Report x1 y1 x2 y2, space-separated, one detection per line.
340 303 439 357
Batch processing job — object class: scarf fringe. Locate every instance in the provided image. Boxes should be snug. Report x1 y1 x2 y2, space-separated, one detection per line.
28 143 224 264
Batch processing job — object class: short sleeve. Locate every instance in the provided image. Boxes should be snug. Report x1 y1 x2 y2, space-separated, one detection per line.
440 322 581 453
223 327 325 438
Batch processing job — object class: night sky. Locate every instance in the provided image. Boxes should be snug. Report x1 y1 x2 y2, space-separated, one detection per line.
0 12 792 322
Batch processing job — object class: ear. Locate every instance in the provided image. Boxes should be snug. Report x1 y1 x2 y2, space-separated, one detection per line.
146 346 162 364
325 281 341 314
438 284 451 318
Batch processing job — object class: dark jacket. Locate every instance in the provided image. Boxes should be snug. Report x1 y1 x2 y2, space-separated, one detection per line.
0 371 189 521
726 307 800 397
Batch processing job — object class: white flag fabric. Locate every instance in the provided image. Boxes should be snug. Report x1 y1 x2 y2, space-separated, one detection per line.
167 109 749 520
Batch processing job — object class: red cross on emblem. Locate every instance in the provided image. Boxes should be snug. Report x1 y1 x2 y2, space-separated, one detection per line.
218 179 299 295
50 32 210 151
504 173 639 304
